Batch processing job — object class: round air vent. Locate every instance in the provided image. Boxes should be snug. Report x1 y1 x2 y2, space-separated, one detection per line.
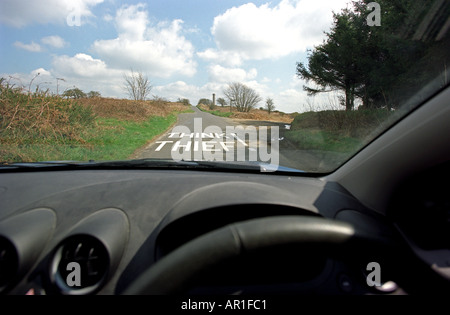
50 235 109 295
0 236 18 292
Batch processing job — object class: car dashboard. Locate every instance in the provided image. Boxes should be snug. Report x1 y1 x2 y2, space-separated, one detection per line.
0 165 449 295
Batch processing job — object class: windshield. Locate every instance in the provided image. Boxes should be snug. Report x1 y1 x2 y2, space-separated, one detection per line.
1 0 449 173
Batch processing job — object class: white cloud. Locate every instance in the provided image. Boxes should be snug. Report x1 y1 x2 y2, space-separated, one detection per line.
31 68 52 77
277 88 307 113
49 54 125 96
242 80 270 97
1 68 55 93
0 0 103 27
197 49 243 67
52 53 118 78
289 74 305 89
41 35 67 48
153 81 198 100
14 41 42 52
91 4 197 78
208 65 257 83
13 36 67 52
103 14 113 22
274 75 346 113
115 3 148 41
209 0 350 62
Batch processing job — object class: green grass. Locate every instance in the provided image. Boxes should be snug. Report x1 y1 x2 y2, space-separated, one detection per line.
291 110 394 137
197 105 232 118
284 129 362 153
1 114 178 162
284 109 395 153
207 110 232 118
0 79 191 162
86 114 178 160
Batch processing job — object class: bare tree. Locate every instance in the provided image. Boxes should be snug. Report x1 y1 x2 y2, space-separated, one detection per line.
265 97 275 115
123 70 152 101
223 82 262 112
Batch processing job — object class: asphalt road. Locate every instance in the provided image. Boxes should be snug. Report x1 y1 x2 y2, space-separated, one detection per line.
133 106 348 172
133 106 283 166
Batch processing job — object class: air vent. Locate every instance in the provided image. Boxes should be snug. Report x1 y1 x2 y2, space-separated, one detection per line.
50 235 109 295
0 208 56 293
0 236 18 292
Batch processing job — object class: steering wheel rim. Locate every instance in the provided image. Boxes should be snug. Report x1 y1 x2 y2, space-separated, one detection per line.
122 215 392 295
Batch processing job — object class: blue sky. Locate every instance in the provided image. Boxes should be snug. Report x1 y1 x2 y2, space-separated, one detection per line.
0 0 350 113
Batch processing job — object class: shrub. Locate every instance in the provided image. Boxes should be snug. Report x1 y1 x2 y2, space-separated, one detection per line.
290 109 394 138
177 98 191 106
0 78 96 145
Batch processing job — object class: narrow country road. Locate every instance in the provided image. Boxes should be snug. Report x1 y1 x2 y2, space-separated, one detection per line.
133 106 281 167
132 106 346 172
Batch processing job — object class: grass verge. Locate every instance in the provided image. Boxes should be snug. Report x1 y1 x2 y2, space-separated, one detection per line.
284 129 362 153
1 114 178 162
206 110 233 118
84 114 178 161
284 109 396 153
0 79 189 162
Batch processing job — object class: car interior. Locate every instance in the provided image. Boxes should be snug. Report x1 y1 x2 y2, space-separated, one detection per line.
1 82 449 295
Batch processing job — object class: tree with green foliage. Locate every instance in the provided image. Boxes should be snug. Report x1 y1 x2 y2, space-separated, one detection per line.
177 98 191 106
296 0 445 110
87 91 101 98
197 98 212 106
350 0 439 109
217 97 227 107
297 9 364 111
62 87 86 99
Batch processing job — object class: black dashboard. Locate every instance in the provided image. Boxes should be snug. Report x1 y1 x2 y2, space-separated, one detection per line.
0 166 449 295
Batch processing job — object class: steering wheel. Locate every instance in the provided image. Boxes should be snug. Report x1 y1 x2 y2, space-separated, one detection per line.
122 215 401 295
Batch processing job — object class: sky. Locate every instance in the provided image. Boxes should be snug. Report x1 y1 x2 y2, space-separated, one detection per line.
0 0 351 113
